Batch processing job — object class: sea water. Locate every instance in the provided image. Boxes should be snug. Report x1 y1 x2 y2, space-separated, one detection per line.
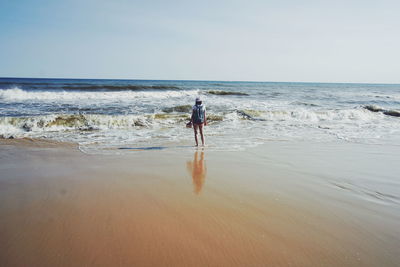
1 78 399 153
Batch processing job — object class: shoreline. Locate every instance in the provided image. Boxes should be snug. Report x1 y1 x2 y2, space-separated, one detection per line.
0 139 399 266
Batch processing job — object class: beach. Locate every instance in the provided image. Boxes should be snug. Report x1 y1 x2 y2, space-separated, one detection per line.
2 0 400 265
1 139 399 266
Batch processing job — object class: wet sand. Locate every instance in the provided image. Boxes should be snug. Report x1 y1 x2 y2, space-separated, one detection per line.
0 139 399 266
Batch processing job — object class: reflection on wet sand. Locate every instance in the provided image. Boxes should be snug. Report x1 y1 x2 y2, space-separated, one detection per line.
186 150 207 194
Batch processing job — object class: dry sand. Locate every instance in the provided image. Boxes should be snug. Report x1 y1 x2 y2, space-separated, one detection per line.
0 139 399 266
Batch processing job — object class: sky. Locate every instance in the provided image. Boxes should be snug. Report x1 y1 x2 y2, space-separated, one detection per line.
0 0 399 83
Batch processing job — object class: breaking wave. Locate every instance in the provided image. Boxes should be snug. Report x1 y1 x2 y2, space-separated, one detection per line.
0 114 147 138
234 108 385 122
59 84 181 91
0 107 388 139
364 105 400 117
0 87 198 101
0 113 191 137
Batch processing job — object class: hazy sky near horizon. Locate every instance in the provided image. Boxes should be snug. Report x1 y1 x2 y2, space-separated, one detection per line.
1 0 399 83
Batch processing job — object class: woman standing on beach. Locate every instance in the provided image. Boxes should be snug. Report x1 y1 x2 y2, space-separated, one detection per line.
190 97 207 146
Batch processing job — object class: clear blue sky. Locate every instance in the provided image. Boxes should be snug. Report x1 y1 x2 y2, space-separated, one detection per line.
1 0 399 83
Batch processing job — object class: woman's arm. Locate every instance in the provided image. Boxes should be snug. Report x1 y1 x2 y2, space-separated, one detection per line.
204 110 207 126
191 109 195 123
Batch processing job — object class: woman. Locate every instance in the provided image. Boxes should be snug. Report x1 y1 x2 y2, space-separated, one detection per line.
190 97 207 146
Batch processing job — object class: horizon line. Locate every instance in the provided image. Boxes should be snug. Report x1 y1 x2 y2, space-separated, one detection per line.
1 76 399 86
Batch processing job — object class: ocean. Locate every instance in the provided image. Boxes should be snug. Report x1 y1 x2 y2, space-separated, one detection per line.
1 78 399 153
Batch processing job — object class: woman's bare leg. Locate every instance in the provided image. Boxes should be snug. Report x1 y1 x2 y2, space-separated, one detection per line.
199 124 205 146
193 125 199 146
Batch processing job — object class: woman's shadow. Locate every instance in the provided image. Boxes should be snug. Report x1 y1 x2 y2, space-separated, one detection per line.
186 150 207 195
